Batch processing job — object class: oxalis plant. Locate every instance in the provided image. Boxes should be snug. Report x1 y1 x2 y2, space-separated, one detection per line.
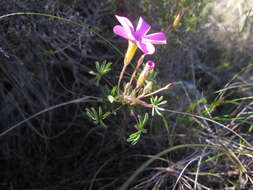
86 15 176 145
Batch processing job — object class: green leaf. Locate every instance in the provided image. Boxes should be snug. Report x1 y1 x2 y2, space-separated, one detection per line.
85 106 110 128
89 70 97 76
248 124 253 133
127 113 149 145
107 95 115 103
150 96 167 116
89 60 112 86
111 86 117 96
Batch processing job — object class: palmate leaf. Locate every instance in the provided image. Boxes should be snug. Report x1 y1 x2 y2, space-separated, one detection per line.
150 96 167 116
86 106 110 128
89 60 112 86
127 113 149 145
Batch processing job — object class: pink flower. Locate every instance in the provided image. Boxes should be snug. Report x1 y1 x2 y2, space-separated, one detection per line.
113 15 167 55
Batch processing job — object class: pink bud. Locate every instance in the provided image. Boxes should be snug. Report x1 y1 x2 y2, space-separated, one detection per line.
136 61 155 88
146 61 155 71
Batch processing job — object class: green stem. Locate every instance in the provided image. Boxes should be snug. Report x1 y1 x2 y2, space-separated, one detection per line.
118 63 128 94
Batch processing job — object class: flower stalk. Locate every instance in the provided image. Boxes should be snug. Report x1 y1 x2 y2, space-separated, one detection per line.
138 83 173 99
128 54 145 87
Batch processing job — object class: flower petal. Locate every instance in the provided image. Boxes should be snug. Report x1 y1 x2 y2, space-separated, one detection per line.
143 32 167 44
137 41 155 55
136 17 151 37
146 61 155 71
113 25 135 41
115 15 134 35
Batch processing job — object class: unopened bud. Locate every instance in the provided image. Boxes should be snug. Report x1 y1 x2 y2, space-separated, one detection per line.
124 82 131 95
136 61 155 88
172 8 187 28
143 81 153 94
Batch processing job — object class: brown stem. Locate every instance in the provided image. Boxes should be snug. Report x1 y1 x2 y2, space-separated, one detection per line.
138 83 174 99
117 64 128 94
128 54 145 87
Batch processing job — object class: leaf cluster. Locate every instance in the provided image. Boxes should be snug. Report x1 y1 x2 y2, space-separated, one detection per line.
89 60 112 86
150 96 167 116
86 106 110 128
127 113 149 145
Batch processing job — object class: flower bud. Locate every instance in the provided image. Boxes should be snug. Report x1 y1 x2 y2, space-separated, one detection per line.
142 81 153 94
172 8 187 28
136 61 155 88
